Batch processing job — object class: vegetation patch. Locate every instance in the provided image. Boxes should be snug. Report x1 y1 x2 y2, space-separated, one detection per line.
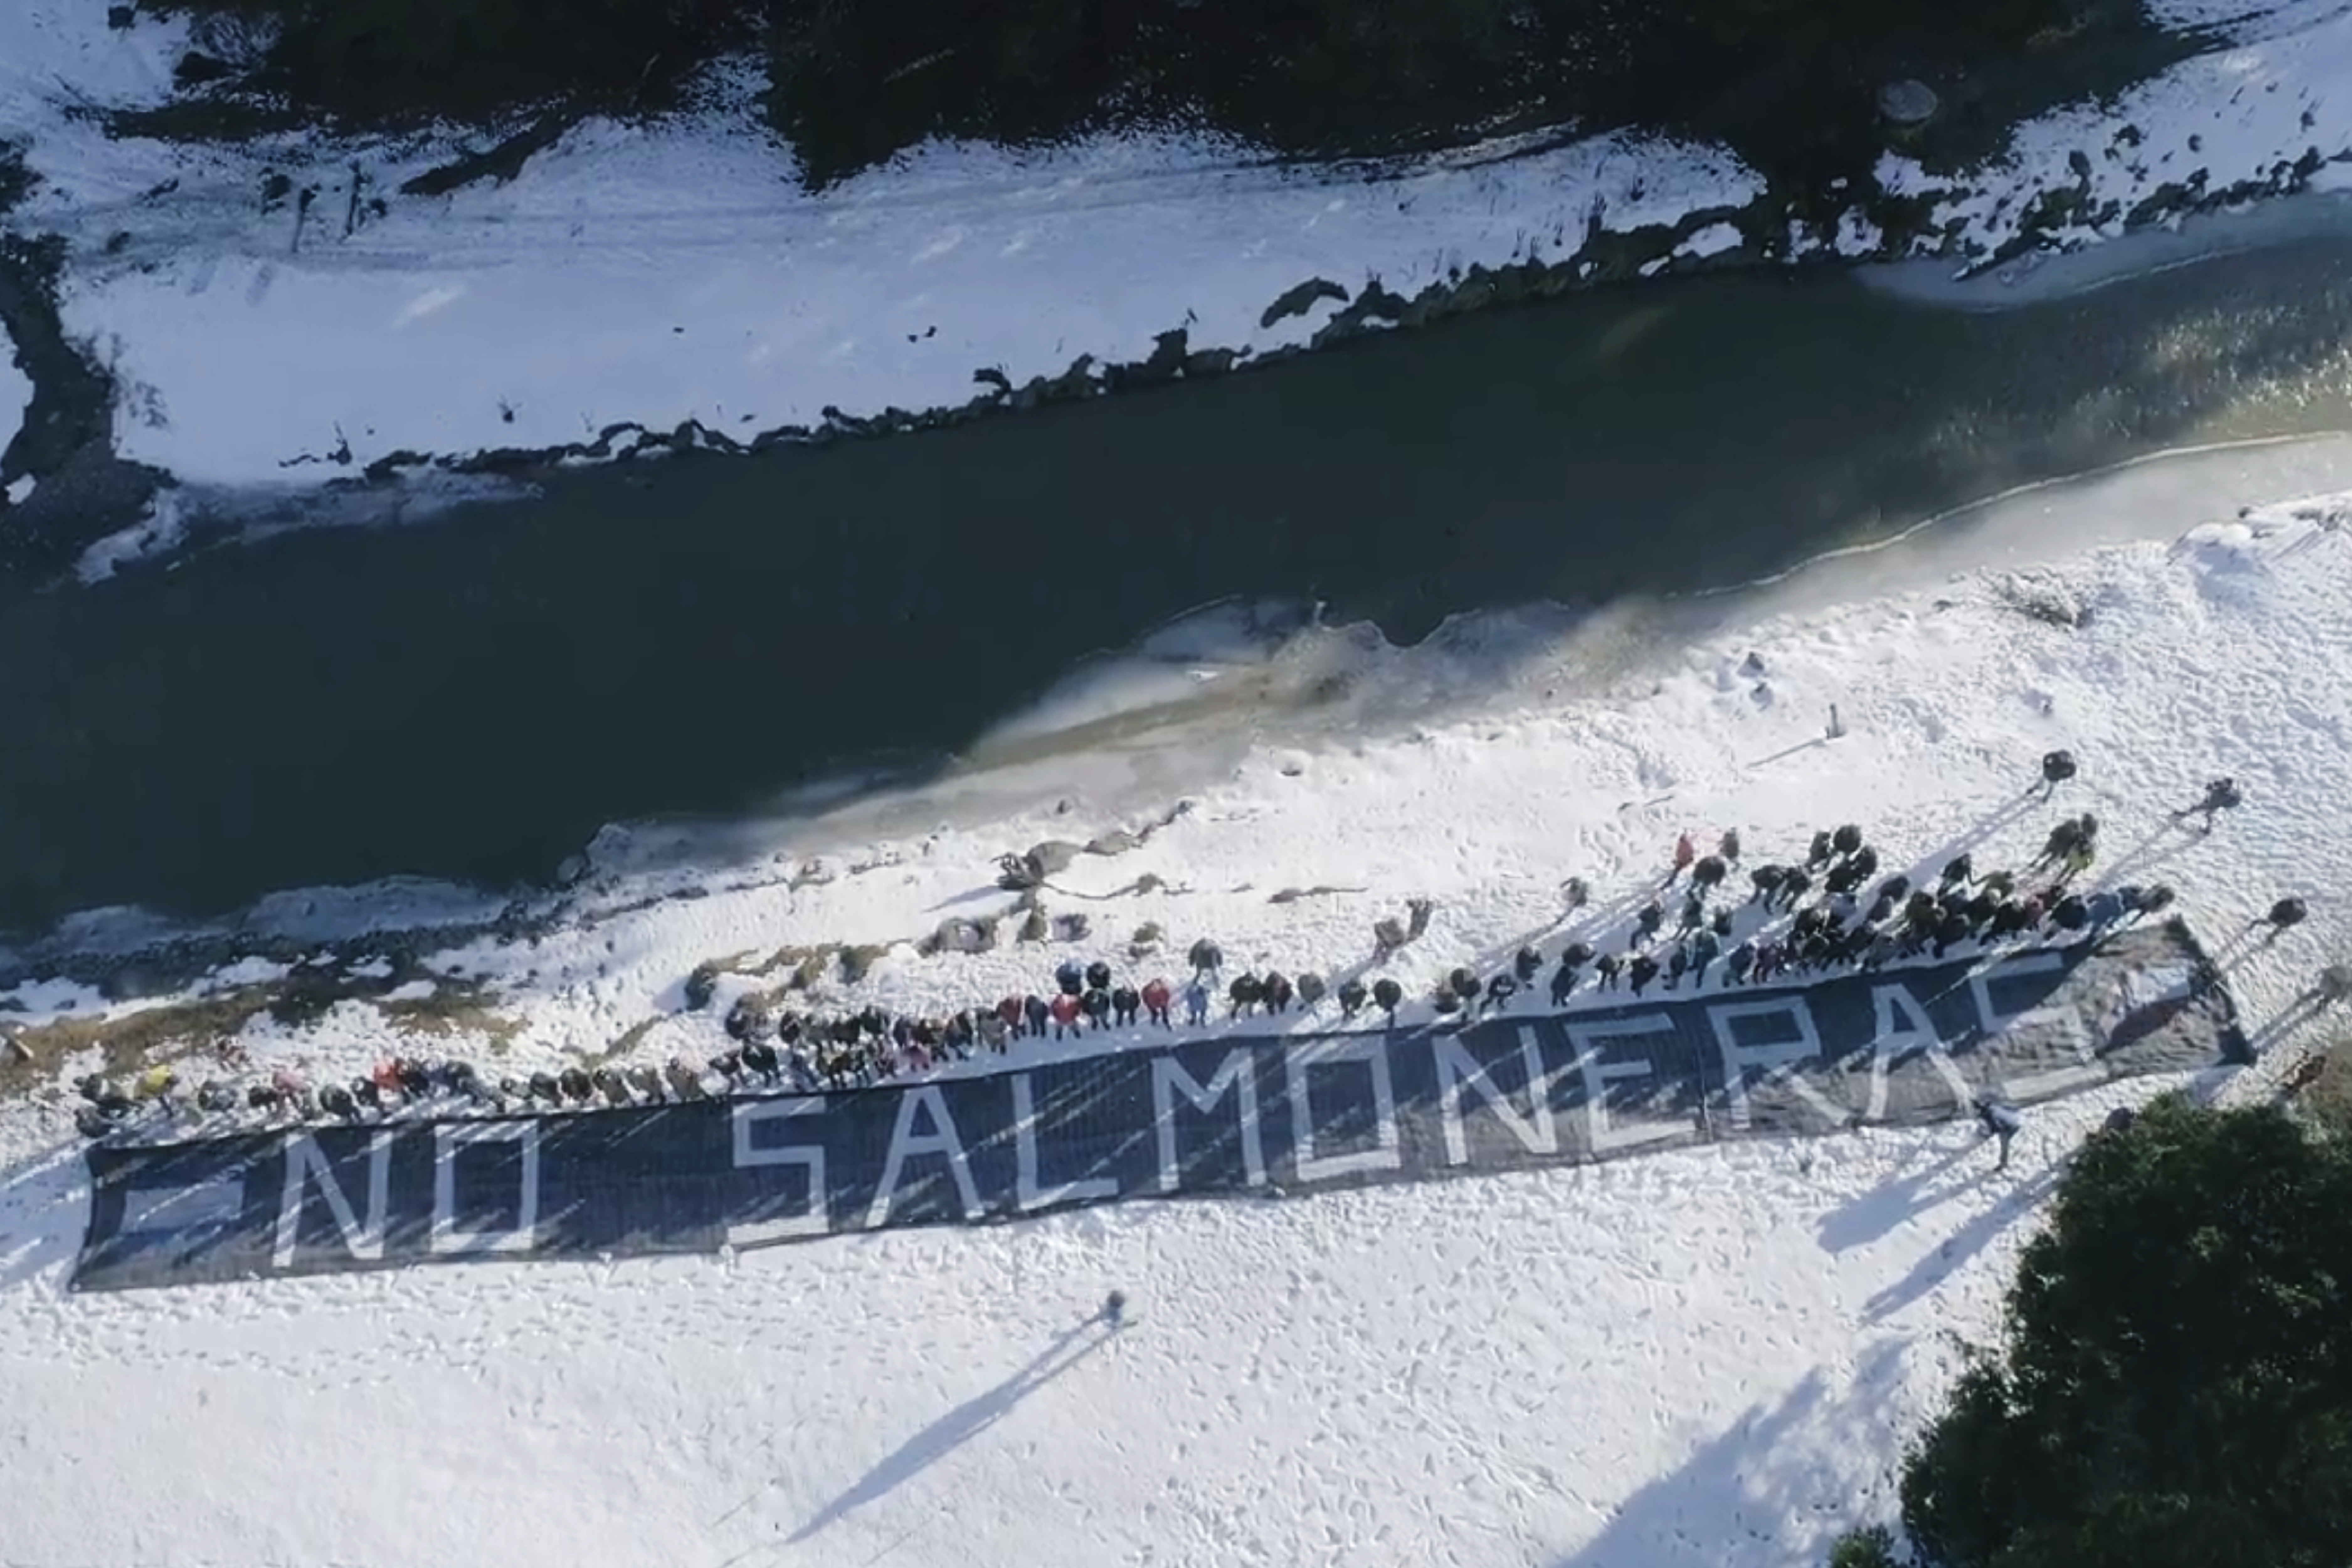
2298 1035 2352 1137
103 0 2209 203
371 976 525 1049
0 986 275 1095
1830 1093 2352 1568
115 0 764 143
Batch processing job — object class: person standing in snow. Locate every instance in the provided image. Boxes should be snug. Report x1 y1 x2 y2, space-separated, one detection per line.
1337 978 1368 1018
1481 972 1519 1014
2260 896 2310 945
2083 888 2129 936
2039 749 2077 799
1975 1097 2024 1171
2174 776 2244 831
1228 973 1266 1018
1667 832 1696 888
1262 972 1296 1014
1628 953 1660 997
1140 978 1171 1028
2297 964 2352 1009
1372 977 1404 1025
1678 890 1708 935
1718 828 1742 864
1049 992 1083 1040
1689 928 1721 986
1183 977 1211 1027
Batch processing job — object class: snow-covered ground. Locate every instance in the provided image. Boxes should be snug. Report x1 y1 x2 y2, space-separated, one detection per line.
4 0 2352 490
3 478 2347 1567
0 317 27 477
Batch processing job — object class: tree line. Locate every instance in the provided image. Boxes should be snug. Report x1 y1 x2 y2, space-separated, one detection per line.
122 0 2185 190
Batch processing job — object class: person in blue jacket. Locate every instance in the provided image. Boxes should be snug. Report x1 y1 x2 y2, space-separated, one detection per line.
1974 1096 2025 1171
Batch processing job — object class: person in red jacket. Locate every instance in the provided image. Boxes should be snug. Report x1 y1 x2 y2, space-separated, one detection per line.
1140 978 1173 1027
1048 992 1083 1040
1667 832 1696 887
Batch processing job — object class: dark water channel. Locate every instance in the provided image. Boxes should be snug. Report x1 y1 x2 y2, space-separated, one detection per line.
7 238 2352 936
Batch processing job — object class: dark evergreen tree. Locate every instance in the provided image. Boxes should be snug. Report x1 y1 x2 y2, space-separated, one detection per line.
1891 1094 2352 1568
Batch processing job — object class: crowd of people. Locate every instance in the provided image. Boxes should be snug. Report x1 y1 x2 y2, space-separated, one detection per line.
68 755 2335 1146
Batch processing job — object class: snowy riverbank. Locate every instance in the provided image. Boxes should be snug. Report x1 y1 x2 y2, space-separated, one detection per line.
2 475 2347 1564
6 1 2352 499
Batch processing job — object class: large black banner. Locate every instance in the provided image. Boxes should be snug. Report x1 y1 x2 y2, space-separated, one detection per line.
73 924 2243 1292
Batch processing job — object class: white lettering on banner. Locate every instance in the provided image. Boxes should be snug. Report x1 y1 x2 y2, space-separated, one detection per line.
1013 1074 1119 1213
1287 1035 1404 1184
1153 1049 1266 1193
865 1086 983 1229
430 1121 542 1256
1564 1015 1687 1153
272 1130 394 1269
1971 952 2106 1100
728 1098 832 1245
1433 1028 1559 1167
1707 997 1843 1131
1863 985 1974 1121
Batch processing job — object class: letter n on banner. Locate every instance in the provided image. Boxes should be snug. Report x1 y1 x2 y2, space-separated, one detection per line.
431 1121 542 1256
730 1098 831 1246
273 1129 394 1270
1432 1028 1558 1167
1286 1035 1403 1185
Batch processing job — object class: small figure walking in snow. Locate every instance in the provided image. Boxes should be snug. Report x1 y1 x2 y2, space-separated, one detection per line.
1826 705 1846 740
1975 1097 2024 1172
2174 776 2243 832
1667 832 1696 888
1102 1290 1128 1329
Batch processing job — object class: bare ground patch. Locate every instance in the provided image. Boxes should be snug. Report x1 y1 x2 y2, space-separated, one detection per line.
371 977 526 1051
0 986 276 1097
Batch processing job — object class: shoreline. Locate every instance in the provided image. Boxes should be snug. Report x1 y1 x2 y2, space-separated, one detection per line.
6 433 2348 990
6 3 2352 574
